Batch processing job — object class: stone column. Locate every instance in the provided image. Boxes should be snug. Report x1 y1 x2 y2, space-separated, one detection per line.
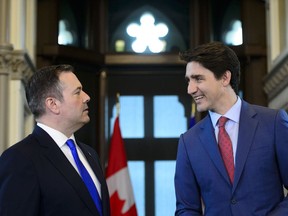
0 46 12 153
0 0 10 44
0 48 35 152
0 0 12 153
0 0 35 152
8 51 35 147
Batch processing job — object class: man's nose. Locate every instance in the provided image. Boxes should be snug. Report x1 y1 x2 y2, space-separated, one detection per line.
83 91 90 103
187 82 197 95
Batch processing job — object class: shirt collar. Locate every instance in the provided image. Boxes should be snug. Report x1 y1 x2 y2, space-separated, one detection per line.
37 122 75 148
209 96 242 128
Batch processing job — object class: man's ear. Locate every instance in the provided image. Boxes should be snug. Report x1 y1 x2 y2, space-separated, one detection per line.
222 70 232 86
45 97 60 114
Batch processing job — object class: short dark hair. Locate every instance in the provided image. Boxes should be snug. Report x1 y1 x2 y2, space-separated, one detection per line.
179 41 240 94
25 64 75 118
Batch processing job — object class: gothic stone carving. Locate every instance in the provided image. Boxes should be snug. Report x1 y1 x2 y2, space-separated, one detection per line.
0 47 35 84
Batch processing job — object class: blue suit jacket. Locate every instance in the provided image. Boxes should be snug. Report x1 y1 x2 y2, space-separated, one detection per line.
0 126 110 216
175 100 288 216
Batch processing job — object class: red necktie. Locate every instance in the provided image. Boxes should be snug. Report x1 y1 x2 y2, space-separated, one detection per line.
218 116 234 183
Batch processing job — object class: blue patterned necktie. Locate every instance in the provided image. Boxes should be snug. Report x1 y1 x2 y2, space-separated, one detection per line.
66 139 103 216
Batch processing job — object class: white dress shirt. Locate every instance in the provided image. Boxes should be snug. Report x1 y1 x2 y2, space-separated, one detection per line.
37 123 102 198
209 97 242 165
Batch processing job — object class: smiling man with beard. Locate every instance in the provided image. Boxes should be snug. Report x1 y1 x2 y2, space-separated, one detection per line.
174 42 288 216
0 64 110 216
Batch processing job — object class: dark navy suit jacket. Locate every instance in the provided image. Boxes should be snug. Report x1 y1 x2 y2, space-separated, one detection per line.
0 126 110 216
175 100 288 216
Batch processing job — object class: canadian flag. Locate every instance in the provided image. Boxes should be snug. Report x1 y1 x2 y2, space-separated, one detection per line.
106 116 138 216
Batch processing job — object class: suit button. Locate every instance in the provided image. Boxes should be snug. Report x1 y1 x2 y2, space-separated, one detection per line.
231 199 237 205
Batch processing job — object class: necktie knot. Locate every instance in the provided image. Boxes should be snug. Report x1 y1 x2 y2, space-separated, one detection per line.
218 116 229 128
66 139 76 150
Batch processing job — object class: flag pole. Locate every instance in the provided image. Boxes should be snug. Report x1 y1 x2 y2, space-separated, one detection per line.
116 92 120 117
191 102 195 117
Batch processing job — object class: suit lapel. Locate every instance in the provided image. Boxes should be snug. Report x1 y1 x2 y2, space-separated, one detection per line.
78 143 104 186
199 101 259 188
199 116 232 185
33 126 100 216
232 101 258 192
